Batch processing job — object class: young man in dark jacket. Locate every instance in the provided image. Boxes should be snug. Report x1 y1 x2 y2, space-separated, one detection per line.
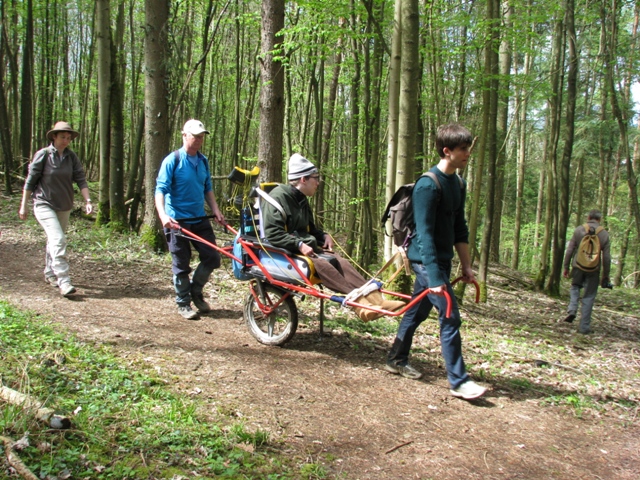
261 154 404 320
385 124 486 400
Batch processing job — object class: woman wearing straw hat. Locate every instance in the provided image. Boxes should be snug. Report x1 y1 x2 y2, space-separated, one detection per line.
18 121 93 297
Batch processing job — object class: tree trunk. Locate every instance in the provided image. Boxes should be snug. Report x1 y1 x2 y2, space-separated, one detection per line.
141 0 170 251
490 1 512 264
258 0 285 183
477 0 500 301
605 0 640 282
512 39 533 270
547 0 577 296
96 0 112 225
345 3 361 258
109 1 127 230
127 109 145 230
316 27 344 223
363 1 385 267
535 12 564 291
19 0 33 177
384 0 403 262
197 0 215 119
614 210 633 287
397 0 419 188
0 14 13 194
232 0 241 166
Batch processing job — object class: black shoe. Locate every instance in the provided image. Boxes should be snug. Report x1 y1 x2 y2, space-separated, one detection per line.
563 314 576 323
192 294 211 313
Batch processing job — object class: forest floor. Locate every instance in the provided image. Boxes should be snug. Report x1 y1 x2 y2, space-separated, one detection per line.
1 211 639 479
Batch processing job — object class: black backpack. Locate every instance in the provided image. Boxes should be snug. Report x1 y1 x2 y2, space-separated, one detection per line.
381 171 463 248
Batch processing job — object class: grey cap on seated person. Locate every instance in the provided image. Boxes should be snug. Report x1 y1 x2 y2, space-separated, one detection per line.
288 153 318 180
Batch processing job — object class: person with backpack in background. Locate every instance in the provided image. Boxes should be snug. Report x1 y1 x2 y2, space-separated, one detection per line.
562 210 611 334
155 119 225 320
384 124 486 400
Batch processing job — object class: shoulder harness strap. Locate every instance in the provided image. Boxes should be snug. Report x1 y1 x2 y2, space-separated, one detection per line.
255 187 287 219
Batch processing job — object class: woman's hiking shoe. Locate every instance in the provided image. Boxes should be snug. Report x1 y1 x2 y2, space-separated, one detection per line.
563 313 576 323
60 284 76 297
45 275 58 287
178 305 199 320
384 363 423 380
192 294 211 313
450 380 487 400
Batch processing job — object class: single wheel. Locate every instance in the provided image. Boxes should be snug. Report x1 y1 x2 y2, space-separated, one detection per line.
244 285 298 346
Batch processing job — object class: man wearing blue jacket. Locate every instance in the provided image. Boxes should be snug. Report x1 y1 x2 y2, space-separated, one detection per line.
385 124 486 400
155 119 225 320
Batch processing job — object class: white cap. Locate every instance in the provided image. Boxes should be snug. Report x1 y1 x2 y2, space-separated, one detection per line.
182 119 210 135
288 153 318 180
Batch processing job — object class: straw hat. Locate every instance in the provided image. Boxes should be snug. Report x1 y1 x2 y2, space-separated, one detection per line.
47 121 79 141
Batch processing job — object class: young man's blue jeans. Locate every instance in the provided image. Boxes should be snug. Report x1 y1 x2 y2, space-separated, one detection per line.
164 219 221 307
387 261 469 389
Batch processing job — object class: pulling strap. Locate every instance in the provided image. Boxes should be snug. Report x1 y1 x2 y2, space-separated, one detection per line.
342 280 383 307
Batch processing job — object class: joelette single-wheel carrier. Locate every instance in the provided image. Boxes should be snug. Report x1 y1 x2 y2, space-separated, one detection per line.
173 166 479 347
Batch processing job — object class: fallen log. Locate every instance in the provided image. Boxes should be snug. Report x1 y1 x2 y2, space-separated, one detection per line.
0 385 71 429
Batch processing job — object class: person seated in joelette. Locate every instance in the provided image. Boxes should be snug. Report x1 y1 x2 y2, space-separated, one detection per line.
261 153 404 320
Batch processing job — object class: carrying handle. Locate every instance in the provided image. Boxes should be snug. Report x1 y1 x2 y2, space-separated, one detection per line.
451 277 480 303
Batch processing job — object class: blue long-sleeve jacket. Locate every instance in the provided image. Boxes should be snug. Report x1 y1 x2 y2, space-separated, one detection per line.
155 148 211 221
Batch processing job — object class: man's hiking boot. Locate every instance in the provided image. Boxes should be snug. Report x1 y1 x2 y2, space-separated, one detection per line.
60 284 76 297
384 363 423 380
45 275 58 287
178 305 199 320
450 380 487 400
563 313 576 323
192 294 211 313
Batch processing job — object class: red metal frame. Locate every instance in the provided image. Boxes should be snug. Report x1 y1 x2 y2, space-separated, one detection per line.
451 276 481 303
177 224 479 319
248 282 292 315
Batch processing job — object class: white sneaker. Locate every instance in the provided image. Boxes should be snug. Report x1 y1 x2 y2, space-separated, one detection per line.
450 380 487 400
60 284 77 297
177 305 200 320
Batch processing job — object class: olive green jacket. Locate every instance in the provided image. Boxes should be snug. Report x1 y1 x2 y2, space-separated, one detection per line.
261 184 326 253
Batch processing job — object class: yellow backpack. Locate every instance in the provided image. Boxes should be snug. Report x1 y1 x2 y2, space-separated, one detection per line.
575 224 604 272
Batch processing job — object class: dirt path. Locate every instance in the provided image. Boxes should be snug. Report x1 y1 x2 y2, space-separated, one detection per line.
1 223 638 479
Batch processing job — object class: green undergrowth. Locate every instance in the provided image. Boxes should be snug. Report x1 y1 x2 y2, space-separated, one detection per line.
0 301 296 479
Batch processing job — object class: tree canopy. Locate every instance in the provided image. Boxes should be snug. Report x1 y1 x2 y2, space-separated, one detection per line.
1 0 638 289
